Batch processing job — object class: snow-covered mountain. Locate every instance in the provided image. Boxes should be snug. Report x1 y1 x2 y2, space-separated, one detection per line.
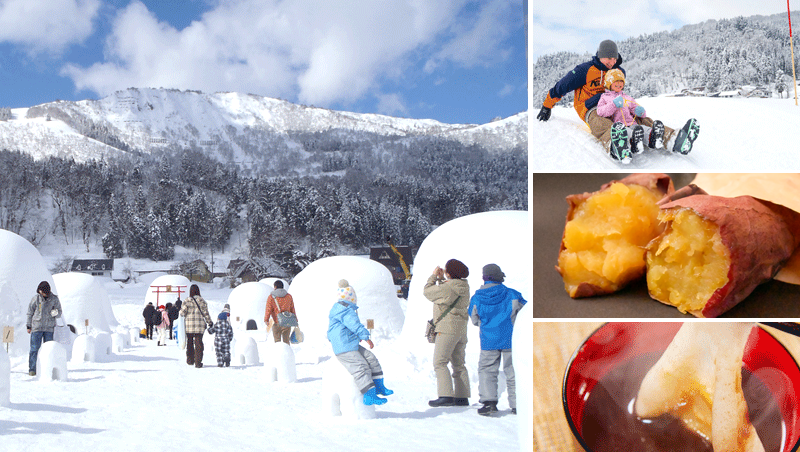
0 88 526 173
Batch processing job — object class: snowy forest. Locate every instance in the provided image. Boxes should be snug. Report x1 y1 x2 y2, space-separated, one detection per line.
0 136 526 277
531 12 800 104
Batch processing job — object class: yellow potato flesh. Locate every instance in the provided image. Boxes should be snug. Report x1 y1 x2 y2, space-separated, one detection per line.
559 183 664 296
646 209 730 313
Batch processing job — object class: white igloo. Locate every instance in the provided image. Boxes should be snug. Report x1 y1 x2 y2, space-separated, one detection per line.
234 336 260 365
36 341 68 381
258 277 288 289
0 229 55 358
227 282 271 331
400 211 531 350
0 346 10 406
265 342 297 383
289 256 404 349
72 335 97 363
53 272 119 334
144 274 191 309
321 358 376 420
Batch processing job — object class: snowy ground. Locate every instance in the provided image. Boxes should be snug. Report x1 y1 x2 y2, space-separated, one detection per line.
530 96 800 171
1 211 529 451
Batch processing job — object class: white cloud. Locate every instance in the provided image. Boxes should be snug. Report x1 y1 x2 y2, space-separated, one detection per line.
530 1 789 59
499 83 515 97
375 93 408 116
0 0 100 55
61 0 519 108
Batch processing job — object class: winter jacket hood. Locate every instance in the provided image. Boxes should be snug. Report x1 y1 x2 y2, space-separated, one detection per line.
468 283 527 350
327 300 370 355
27 293 62 332
543 54 625 124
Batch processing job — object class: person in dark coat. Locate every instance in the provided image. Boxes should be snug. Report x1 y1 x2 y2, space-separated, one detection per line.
166 301 179 340
142 302 156 340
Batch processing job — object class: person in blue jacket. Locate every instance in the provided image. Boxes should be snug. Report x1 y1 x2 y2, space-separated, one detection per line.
468 264 527 416
327 279 393 406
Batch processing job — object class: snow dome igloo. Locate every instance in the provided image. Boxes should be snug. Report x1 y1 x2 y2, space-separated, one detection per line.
53 272 119 334
0 229 55 358
144 274 191 309
400 211 531 349
289 256 404 348
226 281 270 331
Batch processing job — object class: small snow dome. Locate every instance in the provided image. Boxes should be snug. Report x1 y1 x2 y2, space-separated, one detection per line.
0 229 54 358
227 281 271 330
289 256 404 348
144 275 191 308
53 272 119 333
400 211 530 347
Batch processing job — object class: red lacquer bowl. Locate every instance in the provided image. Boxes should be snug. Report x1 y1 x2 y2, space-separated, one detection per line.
562 322 800 452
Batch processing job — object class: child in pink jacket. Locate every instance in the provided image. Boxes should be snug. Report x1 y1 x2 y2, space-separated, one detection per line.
596 69 665 155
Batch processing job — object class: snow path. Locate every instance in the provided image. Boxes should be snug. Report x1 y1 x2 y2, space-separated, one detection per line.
530 96 800 171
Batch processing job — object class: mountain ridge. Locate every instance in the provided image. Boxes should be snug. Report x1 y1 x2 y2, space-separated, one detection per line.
0 87 526 175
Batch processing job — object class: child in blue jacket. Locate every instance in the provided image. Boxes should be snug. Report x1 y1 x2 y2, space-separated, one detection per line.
468 264 527 416
327 279 393 406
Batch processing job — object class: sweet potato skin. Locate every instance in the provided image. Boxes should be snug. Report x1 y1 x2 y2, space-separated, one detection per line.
557 173 675 298
650 195 800 317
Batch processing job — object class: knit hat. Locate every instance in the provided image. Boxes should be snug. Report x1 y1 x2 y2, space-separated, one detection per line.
445 259 469 279
337 279 357 304
222 303 230 314
159 305 166 310
218 312 228 321
597 39 618 59
604 68 625 90
482 264 505 283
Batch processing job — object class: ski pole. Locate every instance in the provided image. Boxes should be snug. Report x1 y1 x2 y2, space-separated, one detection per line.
790 0 798 105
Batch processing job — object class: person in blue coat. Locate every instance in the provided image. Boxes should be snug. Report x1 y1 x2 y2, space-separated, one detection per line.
327 279 393 406
468 264 527 416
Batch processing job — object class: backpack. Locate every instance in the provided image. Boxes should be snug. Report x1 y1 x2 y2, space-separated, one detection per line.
152 310 163 326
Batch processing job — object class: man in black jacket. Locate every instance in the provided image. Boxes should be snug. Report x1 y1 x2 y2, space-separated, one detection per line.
142 302 156 340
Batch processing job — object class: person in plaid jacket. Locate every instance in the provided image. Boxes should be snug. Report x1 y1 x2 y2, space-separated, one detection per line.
179 284 213 368
208 311 234 367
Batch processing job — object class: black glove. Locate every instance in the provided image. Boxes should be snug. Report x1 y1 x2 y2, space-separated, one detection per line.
537 106 551 121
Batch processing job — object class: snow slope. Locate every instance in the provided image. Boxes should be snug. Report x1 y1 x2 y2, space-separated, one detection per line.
530 96 800 171
0 88 526 167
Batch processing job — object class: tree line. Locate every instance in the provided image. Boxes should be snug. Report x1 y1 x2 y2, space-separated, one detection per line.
0 142 526 277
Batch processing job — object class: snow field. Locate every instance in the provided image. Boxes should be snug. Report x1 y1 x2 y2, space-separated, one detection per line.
0 211 530 451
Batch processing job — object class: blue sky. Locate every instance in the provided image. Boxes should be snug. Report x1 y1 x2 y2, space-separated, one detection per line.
0 0 526 125
529 1 792 61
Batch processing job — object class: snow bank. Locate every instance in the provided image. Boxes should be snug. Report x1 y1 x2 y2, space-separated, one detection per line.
0 347 9 406
53 272 119 333
0 229 54 358
143 274 191 308
289 256 405 349
400 211 531 355
227 281 270 331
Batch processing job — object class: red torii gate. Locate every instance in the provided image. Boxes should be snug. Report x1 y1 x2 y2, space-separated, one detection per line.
150 285 188 305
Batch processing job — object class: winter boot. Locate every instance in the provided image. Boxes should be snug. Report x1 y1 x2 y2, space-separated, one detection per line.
608 122 631 163
648 120 665 149
454 398 470 406
428 396 455 407
477 401 499 416
629 125 645 155
363 387 388 406
225 359 230 367
671 118 700 155
374 378 394 396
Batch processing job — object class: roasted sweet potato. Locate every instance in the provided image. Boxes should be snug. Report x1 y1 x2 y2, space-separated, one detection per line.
556 173 674 298
646 195 800 317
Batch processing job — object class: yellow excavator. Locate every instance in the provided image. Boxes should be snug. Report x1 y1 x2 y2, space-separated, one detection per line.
386 236 412 298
